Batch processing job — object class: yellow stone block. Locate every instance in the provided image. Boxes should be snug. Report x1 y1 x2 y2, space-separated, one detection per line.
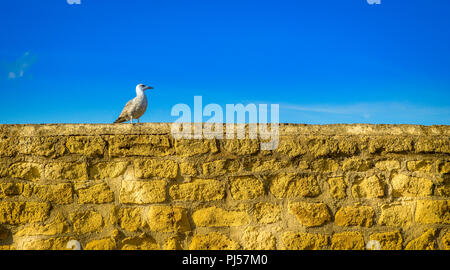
288 202 331 227
230 176 264 200
270 173 321 198
335 205 374 227
169 179 224 202
282 232 328 250
331 232 365 250
134 159 178 179
146 205 190 232
119 180 166 204
77 183 114 204
69 211 104 234
189 232 239 250
192 206 250 227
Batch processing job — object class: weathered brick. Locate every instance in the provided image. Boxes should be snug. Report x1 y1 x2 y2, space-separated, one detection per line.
442 231 450 250
415 138 450 154
110 207 143 232
375 160 400 171
85 238 116 250
16 214 69 236
69 211 104 234
415 200 449 224
288 202 331 227
311 159 340 172
169 179 224 202
146 206 190 232
331 232 365 250
369 137 413 153
391 174 433 197
0 202 50 225
0 225 9 240
8 162 43 182
121 234 159 250
437 160 450 174
250 159 289 173
89 162 128 180
134 159 178 179
370 231 402 250
66 136 105 157
108 135 173 157
174 139 218 157
22 237 73 250
17 136 66 157
165 236 182 250
34 183 73 204
351 175 385 198
45 162 87 181
0 182 32 197
305 137 339 158
223 139 259 155
253 202 281 224
342 158 372 172
189 232 239 250
378 203 414 227
192 206 250 227
119 180 166 204
328 177 347 199
179 162 197 176
270 173 321 198
276 138 307 158
0 137 17 157
77 183 114 204
242 227 276 250
230 176 264 200
335 205 374 227
405 229 436 250
282 232 328 250
407 160 434 173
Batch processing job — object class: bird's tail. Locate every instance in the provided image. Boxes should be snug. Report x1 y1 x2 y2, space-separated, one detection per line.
114 116 127 124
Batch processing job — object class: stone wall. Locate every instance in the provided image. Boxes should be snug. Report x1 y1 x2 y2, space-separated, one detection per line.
0 124 449 250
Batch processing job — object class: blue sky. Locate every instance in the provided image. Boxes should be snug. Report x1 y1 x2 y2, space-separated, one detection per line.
0 0 449 125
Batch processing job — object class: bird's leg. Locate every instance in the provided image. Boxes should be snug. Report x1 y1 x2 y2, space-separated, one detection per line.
137 118 140 124
130 117 133 124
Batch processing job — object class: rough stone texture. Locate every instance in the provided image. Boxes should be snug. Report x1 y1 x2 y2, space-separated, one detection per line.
370 231 403 250
110 207 143 232
282 232 328 250
77 183 114 204
270 173 321 198
146 206 190 232
230 176 264 200
69 211 104 234
415 200 449 224
378 203 414 227
134 159 178 179
328 177 347 199
169 179 225 202
189 232 240 250
0 202 50 225
192 206 250 227
0 123 449 250
331 232 365 250
89 162 128 180
288 202 331 227
242 227 276 250
352 175 385 199
391 174 434 197
405 229 437 250
335 205 375 227
253 202 281 224
119 180 166 204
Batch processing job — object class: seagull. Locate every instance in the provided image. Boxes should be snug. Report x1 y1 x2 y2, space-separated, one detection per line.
114 84 154 124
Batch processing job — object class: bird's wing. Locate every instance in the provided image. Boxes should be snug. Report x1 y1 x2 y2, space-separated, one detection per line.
114 99 135 123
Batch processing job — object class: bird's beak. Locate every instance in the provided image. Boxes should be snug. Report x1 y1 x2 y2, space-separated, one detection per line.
144 86 154 90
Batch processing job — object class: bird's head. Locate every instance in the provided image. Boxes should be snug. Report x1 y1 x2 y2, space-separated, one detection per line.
137 84 154 91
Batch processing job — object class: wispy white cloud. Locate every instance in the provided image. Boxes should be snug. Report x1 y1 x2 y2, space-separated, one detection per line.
3 51 37 80
281 102 450 118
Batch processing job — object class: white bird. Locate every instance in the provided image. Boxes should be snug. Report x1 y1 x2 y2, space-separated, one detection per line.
114 84 154 124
